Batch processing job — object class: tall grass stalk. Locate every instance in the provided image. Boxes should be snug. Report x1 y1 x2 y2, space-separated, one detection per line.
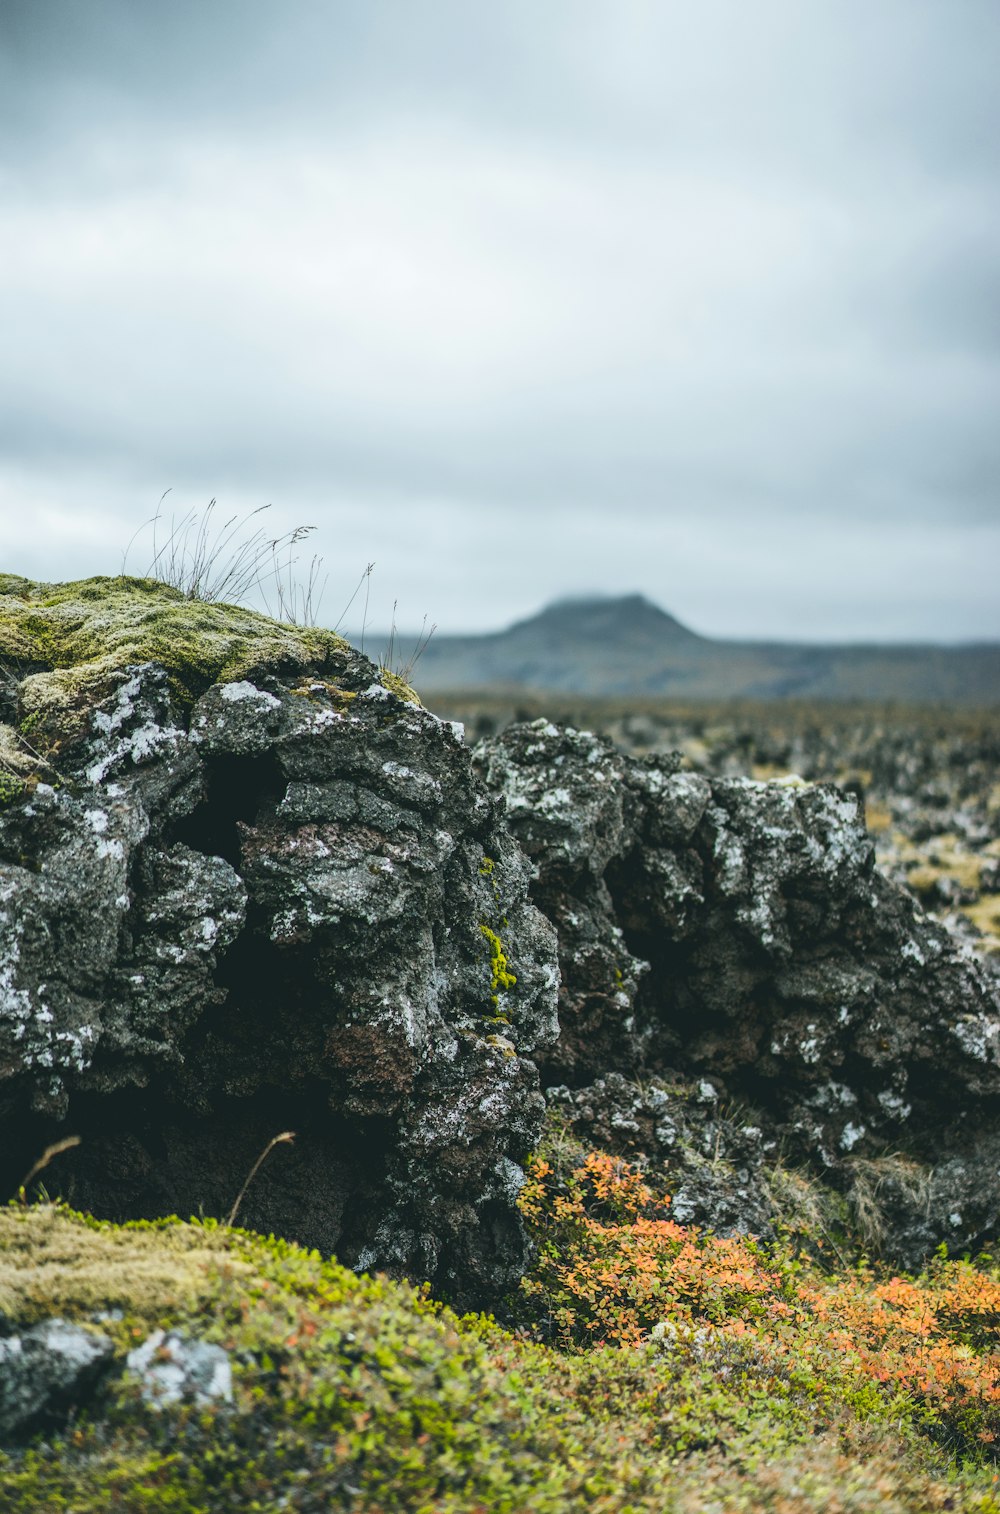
382 602 437 683
122 495 327 624
227 1131 296 1227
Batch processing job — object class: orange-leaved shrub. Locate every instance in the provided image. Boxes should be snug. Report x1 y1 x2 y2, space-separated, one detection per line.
517 1151 1000 1459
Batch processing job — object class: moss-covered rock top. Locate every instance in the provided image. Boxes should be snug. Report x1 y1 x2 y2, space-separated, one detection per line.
0 574 352 710
0 573 423 780
1 1205 999 1513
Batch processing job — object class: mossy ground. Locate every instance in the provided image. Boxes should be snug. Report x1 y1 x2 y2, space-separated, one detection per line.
1 1204 999 1513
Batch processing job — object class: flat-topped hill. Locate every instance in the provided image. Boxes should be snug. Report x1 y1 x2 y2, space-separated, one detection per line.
405 594 1000 703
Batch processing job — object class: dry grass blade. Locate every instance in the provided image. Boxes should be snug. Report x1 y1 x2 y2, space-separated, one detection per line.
227 1131 296 1228
383 599 399 675
845 1153 933 1256
332 561 375 640
257 527 328 626
18 1135 81 1202
120 488 172 576
122 498 326 621
381 604 436 684
395 614 436 683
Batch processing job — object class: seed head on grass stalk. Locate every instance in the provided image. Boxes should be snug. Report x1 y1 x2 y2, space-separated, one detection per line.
258 530 328 628
381 601 437 683
227 1131 296 1228
123 496 325 622
17 1135 81 1203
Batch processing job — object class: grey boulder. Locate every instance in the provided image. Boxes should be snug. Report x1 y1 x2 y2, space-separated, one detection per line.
0 1318 114 1440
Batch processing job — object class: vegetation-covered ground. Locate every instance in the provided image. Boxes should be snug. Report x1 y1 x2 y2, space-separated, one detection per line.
0 574 419 807
2 1168 999 1513
0 573 349 705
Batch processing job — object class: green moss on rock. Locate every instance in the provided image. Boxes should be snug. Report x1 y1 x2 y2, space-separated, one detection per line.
379 668 422 706
0 1205 250 1338
0 575 351 712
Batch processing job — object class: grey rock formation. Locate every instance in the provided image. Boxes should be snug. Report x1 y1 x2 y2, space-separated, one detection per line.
1 646 558 1306
127 1329 232 1409
476 719 1000 1262
0 1319 114 1439
547 1073 777 1240
4 570 998 1293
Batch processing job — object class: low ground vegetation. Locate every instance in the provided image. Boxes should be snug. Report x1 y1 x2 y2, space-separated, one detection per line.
2 1186 999 1513
517 1149 1000 1461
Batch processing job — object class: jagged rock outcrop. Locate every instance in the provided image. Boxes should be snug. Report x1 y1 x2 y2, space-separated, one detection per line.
546 1073 778 1240
455 694 1000 959
3 575 999 1287
475 719 1000 1262
0 577 559 1305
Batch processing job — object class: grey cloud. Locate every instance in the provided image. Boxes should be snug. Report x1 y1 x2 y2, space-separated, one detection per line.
0 0 998 640
5 2 1000 177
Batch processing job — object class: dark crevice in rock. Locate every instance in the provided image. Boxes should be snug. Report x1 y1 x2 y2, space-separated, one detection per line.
11 1082 394 1266
1 643 560 1307
169 751 286 867
476 718 1000 1265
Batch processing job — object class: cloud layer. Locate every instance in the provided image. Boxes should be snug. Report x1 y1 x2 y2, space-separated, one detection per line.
2 0 998 639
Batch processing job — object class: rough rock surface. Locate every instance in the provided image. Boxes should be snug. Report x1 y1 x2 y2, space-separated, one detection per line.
4 575 999 1290
604 704 1000 964
546 1073 777 1240
126 1329 232 1409
0 1318 114 1439
454 694 1000 960
0 578 559 1305
476 719 1000 1262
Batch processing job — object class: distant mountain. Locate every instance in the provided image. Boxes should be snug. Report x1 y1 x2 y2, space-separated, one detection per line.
377 595 1000 705
508 594 703 646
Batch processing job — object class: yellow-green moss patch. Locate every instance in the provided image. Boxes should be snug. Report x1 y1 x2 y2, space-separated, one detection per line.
378 668 421 705
961 895 1000 954
480 921 517 1010
0 575 351 711
0 1206 248 1336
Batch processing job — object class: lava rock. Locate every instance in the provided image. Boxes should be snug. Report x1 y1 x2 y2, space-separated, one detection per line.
546 1073 777 1240
0 1318 114 1440
478 719 1000 1261
126 1329 232 1409
0 579 559 1306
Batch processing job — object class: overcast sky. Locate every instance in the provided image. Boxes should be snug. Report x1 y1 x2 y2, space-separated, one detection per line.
1 0 998 641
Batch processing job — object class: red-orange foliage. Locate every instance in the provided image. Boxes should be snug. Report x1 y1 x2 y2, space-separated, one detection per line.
518 1151 1000 1455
